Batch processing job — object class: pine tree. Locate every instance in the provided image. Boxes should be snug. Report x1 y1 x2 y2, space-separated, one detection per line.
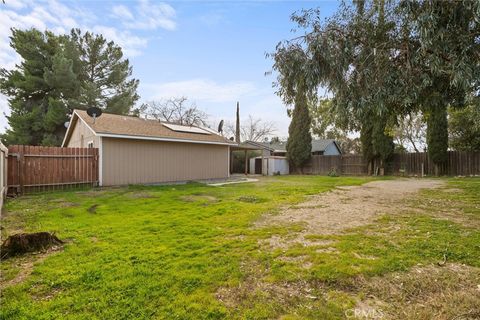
0 29 75 146
0 28 140 146
286 85 312 170
71 29 139 115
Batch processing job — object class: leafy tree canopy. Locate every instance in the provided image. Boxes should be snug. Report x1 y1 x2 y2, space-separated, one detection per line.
449 102 480 152
271 0 480 165
310 99 361 154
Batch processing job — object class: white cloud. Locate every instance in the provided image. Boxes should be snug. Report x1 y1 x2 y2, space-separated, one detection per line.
112 0 176 31
147 79 256 103
112 5 134 20
0 96 10 133
92 26 148 57
4 0 28 10
142 79 290 136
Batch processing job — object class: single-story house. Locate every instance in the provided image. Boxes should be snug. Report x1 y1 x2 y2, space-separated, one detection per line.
62 110 236 186
245 139 342 157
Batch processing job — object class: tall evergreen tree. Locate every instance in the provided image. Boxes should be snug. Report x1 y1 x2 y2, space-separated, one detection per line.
426 101 448 172
0 29 76 146
286 85 312 170
70 29 139 115
235 102 240 143
360 111 394 174
372 115 394 171
0 28 139 146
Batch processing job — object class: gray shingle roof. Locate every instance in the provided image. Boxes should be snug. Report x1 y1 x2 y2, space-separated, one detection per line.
64 110 236 146
311 139 337 152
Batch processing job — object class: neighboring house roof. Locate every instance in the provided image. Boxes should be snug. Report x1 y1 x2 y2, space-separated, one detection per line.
62 109 236 147
311 139 341 154
244 139 342 154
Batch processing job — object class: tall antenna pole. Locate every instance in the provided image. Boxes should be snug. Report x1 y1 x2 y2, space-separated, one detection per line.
235 101 240 143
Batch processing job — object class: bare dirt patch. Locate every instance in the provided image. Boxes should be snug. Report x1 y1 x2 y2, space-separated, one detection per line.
1 247 63 289
350 263 480 320
406 191 480 228
256 179 443 248
49 198 79 208
180 195 219 203
259 234 336 250
215 260 318 310
126 191 157 199
76 189 110 197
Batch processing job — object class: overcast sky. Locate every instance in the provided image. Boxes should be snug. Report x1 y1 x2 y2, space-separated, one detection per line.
0 0 339 138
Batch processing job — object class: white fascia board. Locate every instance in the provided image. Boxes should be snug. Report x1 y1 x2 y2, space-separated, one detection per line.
227 145 230 178
98 136 103 187
75 111 98 137
61 113 77 147
97 132 236 146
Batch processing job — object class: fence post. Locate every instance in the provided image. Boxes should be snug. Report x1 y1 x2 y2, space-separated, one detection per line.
19 145 25 195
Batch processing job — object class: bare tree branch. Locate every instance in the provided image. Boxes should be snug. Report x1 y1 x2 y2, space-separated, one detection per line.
225 115 276 142
140 97 209 126
394 112 426 152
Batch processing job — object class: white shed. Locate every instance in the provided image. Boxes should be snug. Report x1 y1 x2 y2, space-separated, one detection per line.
249 156 289 176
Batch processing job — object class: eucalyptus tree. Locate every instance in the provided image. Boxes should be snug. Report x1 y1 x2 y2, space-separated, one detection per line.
272 0 399 173
271 0 480 173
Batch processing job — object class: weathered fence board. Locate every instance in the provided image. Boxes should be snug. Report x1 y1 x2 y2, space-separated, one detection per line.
7 145 99 194
0 141 7 209
301 151 480 176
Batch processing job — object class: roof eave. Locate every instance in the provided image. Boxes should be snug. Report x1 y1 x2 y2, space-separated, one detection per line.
97 132 237 146
61 112 78 147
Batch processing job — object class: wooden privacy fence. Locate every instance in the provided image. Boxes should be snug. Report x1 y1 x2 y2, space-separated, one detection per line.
300 154 368 175
301 151 480 176
389 151 480 176
7 145 99 194
0 141 7 208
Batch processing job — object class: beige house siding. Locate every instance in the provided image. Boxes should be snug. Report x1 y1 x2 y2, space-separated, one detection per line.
66 118 99 148
101 137 229 186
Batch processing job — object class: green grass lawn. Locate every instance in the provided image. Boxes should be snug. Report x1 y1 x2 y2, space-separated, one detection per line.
1 176 479 319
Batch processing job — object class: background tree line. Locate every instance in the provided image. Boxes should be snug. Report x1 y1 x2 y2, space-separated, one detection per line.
273 0 480 173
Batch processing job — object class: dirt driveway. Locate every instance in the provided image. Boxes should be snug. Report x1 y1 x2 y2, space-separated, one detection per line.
257 179 443 243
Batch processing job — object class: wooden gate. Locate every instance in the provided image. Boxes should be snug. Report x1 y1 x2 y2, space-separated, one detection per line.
7 145 99 194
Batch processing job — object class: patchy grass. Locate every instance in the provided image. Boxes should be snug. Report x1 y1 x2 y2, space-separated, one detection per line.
0 176 369 319
1 176 479 319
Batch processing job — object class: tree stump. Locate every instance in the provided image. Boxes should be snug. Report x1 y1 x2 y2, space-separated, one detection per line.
1 232 63 259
